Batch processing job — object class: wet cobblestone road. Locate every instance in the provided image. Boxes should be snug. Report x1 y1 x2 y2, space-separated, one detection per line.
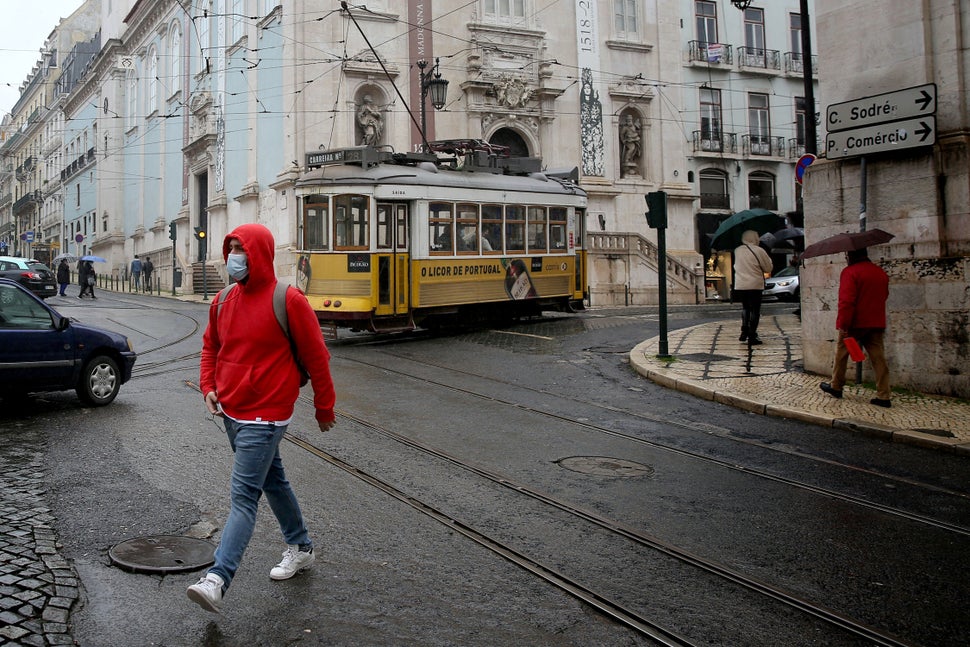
0 425 78 646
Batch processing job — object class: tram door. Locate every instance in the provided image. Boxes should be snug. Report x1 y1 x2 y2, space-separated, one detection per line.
374 202 410 317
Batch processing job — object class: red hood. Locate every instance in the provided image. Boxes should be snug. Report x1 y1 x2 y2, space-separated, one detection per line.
222 223 276 289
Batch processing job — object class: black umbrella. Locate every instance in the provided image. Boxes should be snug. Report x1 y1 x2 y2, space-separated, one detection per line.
800 229 895 259
710 208 783 250
760 227 805 251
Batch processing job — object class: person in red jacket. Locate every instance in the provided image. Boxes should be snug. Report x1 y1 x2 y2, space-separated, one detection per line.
188 223 336 613
819 248 892 407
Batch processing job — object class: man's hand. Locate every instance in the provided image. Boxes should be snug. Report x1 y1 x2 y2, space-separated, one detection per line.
204 391 222 416
317 419 336 433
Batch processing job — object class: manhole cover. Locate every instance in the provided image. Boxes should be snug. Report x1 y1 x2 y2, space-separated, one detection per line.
557 456 654 478
109 535 215 574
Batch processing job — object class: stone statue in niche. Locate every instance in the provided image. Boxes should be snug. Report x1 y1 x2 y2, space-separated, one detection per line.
619 114 641 177
356 95 383 146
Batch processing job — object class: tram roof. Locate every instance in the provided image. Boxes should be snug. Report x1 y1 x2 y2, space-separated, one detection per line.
296 159 587 198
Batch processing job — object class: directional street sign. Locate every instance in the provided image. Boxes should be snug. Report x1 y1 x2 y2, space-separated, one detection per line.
826 116 936 159
826 83 936 133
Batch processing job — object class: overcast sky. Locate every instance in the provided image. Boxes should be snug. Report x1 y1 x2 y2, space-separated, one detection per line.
1 0 84 117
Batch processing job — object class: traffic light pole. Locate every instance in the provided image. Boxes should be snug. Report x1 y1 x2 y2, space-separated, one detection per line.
169 222 177 296
645 192 670 358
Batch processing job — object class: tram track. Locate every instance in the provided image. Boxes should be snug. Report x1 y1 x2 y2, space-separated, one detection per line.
282 397 916 647
336 351 970 537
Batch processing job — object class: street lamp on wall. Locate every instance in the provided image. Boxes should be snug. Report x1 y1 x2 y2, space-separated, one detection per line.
417 58 449 152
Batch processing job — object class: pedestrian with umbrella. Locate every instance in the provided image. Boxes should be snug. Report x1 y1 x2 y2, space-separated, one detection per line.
733 230 773 345
809 229 895 408
78 260 96 298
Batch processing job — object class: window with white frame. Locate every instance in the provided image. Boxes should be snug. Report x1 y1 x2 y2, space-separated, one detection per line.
484 0 525 19
748 93 770 154
126 69 137 130
147 48 158 116
170 24 181 90
748 172 776 210
195 0 210 75
230 0 244 43
699 169 729 210
614 0 639 40
695 1 717 45
700 88 722 150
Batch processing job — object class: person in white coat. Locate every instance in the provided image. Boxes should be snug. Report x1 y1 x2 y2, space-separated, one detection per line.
733 230 774 345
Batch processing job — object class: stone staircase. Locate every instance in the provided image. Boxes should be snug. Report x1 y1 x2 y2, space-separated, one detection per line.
586 232 703 306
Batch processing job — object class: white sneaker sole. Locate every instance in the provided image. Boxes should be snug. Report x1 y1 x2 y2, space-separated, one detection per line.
186 587 221 613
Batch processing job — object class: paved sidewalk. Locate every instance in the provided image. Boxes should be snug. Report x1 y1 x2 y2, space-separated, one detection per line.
630 313 970 455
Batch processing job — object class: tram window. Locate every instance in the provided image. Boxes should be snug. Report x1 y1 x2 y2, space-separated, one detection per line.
376 204 392 249
395 205 408 251
505 204 526 254
549 207 567 252
303 204 329 250
334 194 369 250
456 203 479 253
481 204 502 253
528 206 548 253
430 202 453 253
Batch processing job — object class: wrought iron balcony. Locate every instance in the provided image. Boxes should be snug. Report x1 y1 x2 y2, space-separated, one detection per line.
692 130 738 155
700 193 731 210
742 134 785 157
788 138 806 159
784 52 818 77
737 47 781 72
688 41 733 65
748 194 778 211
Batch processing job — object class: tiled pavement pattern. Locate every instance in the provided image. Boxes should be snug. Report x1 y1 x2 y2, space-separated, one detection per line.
0 429 78 646
631 313 970 453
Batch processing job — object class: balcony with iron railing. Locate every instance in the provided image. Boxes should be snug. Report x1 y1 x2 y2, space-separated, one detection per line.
742 134 786 157
737 47 781 73
688 41 733 66
700 193 731 210
61 147 97 182
692 130 738 155
748 194 778 211
788 138 806 159
13 190 42 213
784 52 818 77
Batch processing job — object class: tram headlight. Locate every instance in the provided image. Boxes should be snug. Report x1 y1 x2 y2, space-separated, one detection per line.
333 300 342 308
323 299 332 307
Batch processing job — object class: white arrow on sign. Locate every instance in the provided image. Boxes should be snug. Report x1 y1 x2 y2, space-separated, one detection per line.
826 116 936 159
826 83 936 133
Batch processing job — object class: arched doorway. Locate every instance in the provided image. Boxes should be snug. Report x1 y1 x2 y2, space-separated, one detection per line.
488 128 529 157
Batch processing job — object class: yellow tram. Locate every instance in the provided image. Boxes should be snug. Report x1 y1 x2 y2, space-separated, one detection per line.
294 140 588 332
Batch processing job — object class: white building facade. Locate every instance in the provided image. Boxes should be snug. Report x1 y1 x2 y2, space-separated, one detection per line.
2 1 813 308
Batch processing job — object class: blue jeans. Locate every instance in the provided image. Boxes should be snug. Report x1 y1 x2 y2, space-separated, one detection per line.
209 419 311 588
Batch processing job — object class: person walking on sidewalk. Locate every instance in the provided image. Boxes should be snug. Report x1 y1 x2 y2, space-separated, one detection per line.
733 230 773 345
820 248 892 407
188 223 337 613
78 261 96 299
142 257 154 292
130 257 142 291
56 258 70 296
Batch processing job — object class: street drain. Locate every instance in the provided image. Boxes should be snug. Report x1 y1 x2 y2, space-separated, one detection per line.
109 535 215 574
557 456 654 478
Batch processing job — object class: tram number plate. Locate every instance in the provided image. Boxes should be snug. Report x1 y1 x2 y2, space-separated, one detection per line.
347 254 370 272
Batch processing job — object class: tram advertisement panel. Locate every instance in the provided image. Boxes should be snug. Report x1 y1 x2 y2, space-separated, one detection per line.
413 257 574 307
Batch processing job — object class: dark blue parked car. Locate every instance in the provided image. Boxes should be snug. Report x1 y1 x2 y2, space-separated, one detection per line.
0 278 137 406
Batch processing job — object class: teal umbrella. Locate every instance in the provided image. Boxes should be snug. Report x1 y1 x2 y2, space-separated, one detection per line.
709 208 783 250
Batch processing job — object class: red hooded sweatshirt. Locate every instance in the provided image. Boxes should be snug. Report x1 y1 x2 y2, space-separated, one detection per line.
836 258 889 331
200 223 335 425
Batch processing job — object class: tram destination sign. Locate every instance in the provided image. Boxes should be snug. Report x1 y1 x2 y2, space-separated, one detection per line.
825 116 936 159
826 83 936 133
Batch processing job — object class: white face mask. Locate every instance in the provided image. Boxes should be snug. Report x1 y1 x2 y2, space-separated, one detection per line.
226 253 249 281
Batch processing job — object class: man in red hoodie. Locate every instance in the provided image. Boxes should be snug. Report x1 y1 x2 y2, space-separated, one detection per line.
819 248 892 407
188 223 336 613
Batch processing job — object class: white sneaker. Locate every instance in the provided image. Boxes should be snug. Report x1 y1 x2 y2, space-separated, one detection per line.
270 545 314 580
187 572 224 613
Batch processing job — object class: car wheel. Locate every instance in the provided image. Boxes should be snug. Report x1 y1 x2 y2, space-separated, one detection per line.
77 354 121 406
